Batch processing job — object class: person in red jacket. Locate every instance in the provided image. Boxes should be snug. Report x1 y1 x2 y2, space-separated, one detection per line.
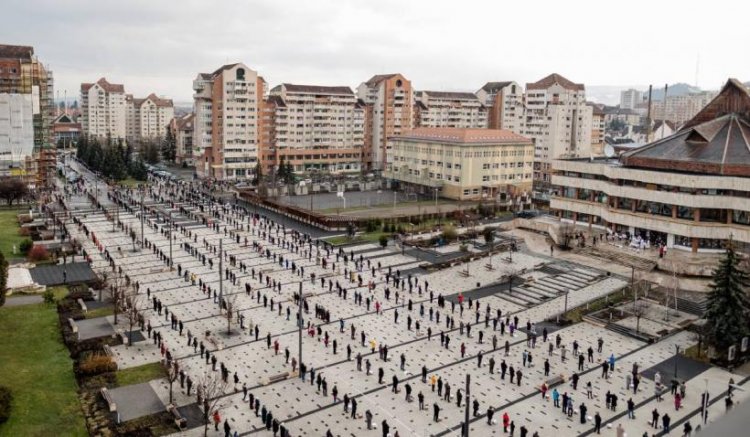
212 410 221 431
503 412 510 432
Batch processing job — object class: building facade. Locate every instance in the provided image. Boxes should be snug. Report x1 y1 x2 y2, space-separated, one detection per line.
80 77 126 140
125 93 174 143
475 81 524 133
192 63 265 180
414 91 487 129
589 103 606 156
267 84 365 174
0 44 55 187
357 74 414 172
52 113 81 148
385 127 534 201
523 74 593 190
620 88 643 110
170 113 195 165
651 91 717 125
550 79 750 254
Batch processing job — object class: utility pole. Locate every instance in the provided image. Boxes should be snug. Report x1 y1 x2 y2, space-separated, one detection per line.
298 282 303 378
464 373 471 437
169 210 173 271
218 239 223 306
140 188 145 249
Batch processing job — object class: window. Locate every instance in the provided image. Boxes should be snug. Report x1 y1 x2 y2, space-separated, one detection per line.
236 68 246 81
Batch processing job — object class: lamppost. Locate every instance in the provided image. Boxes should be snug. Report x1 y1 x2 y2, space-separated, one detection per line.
298 282 303 379
168 210 173 271
463 373 471 437
673 345 680 378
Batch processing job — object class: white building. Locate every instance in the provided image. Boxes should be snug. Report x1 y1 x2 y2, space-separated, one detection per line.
0 93 34 167
268 84 365 174
192 63 265 180
80 77 126 140
522 73 593 189
620 88 643 110
356 74 414 171
475 81 525 133
125 93 174 142
385 127 534 202
651 91 717 125
414 91 487 129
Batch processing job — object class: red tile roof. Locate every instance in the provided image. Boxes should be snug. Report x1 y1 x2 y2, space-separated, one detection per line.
81 77 125 93
527 73 584 91
392 127 532 145
0 44 34 60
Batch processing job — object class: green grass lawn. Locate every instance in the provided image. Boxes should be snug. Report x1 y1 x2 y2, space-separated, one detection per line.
0 297 87 436
0 207 25 260
84 306 114 319
117 178 144 188
115 362 166 387
324 231 391 246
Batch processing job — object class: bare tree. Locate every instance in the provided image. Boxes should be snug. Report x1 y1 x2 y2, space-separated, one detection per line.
196 372 230 437
107 271 126 325
165 359 180 405
505 265 521 295
223 294 238 335
631 300 647 333
125 293 143 346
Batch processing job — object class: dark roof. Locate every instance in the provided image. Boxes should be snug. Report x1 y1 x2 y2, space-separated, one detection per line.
175 113 194 130
53 114 74 124
479 81 513 93
81 77 125 93
527 73 584 91
681 78 750 130
364 74 398 87
415 101 428 110
653 120 676 131
281 83 354 96
621 113 750 176
0 44 34 60
210 63 240 77
144 93 173 107
265 95 287 108
420 91 480 101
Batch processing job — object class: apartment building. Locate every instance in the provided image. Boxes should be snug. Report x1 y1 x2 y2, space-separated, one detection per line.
385 127 534 201
356 74 414 171
589 103 606 156
475 81 524 133
267 83 365 174
80 77 126 140
620 88 643 110
651 91 717 125
551 79 750 254
192 63 265 180
522 73 593 190
0 44 55 186
414 91 487 129
125 93 174 142
170 113 194 165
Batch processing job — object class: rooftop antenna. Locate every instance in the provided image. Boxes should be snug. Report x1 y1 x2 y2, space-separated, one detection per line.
645 85 653 142
695 54 700 88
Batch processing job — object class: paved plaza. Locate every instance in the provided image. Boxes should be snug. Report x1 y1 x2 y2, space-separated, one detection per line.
54 161 749 437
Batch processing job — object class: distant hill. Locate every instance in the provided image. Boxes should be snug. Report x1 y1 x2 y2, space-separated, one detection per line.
648 83 702 101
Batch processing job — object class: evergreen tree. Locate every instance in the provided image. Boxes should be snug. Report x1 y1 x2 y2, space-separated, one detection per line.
162 127 177 162
252 163 263 186
0 250 7 307
285 161 295 183
142 140 160 164
705 247 750 353
277 156 287 182
129 158 148 181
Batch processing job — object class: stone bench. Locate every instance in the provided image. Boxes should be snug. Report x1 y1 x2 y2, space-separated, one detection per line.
115 328 129 346
68 318 78 336
77 298 88 313
167 404 187 429
261 371 291 385
100 387 117 412
206 335 224 350
545 374 566 388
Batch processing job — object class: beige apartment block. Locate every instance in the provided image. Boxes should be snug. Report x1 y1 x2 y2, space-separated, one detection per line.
414 91 487 129
385 127 534 202
126 93 174 143
651 91 717 125
523 73 593 190
170 113 195 165
192 63 265 180
267 84 365 174
550 79 750 254
475 81 524 133
357 74 414 171
81 77 126 140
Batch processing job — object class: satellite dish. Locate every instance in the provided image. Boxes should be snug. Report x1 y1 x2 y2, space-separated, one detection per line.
604 144 616 158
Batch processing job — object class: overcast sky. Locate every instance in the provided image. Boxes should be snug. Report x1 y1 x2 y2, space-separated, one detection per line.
2 0 747 104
